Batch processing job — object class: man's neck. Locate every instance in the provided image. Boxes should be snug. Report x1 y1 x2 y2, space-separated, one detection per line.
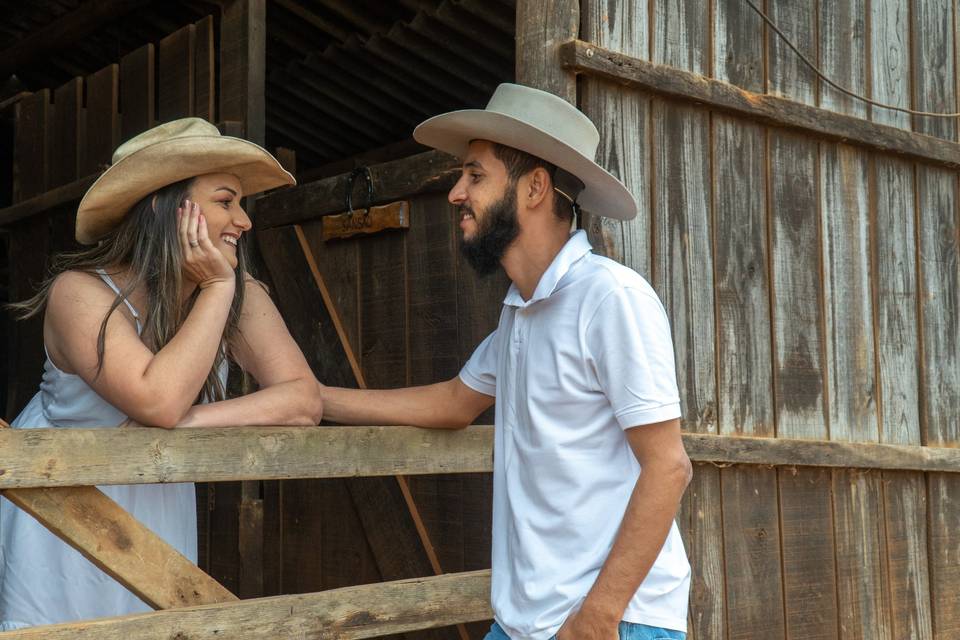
501 224 571 301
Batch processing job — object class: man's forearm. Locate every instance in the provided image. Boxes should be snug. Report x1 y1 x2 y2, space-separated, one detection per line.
579 460 691 624
321 379 484 429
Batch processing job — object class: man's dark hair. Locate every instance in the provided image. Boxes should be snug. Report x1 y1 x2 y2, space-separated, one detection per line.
490 143 577 222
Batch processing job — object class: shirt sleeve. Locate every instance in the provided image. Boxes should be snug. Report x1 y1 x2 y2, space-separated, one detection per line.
585 285 682 429
459 329 499 397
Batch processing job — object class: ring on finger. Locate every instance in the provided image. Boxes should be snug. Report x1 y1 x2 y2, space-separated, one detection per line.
189 241 199 247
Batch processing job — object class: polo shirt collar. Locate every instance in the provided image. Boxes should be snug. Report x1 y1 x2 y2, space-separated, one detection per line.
503 230 593 308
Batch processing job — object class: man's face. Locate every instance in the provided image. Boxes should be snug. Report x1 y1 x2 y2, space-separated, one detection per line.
448 141 520 275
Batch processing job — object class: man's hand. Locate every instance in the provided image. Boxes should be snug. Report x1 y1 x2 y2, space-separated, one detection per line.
556 608 619 640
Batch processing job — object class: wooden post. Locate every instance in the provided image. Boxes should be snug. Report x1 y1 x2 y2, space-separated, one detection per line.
219 0 269 599
515 0 579 103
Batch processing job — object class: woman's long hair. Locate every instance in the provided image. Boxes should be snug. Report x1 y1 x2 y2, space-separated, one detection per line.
8 178 246 403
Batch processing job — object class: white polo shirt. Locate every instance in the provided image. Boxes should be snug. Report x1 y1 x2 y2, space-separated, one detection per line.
460 231 690 640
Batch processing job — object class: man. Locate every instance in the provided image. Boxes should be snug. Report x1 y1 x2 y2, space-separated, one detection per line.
320 83 691 640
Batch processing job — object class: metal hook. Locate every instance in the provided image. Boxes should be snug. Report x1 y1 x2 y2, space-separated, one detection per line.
345 166 374 218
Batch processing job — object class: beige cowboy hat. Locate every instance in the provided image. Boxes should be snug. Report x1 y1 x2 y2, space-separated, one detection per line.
75 117 295 244
413 83 637 220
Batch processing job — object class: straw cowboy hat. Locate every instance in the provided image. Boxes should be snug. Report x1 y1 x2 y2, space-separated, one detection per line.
413 83 637 220
76 117 295 244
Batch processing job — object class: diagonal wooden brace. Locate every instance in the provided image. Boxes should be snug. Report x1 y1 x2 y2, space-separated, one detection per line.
0 419 237 609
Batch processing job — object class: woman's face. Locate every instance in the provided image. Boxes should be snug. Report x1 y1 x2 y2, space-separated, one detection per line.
189 173 250 269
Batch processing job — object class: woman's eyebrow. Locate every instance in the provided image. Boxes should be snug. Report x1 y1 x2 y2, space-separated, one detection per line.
214 186 238 196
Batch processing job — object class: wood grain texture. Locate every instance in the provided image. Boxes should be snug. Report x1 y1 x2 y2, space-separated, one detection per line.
869 0 910 130
882 471 932 640
50 77 82 189
820 144 877 443
721 467 784 639
561 41 960 170
7 91 50 418
766 0 818 104
3 485 236 609
833 470 892 639
916 167 960 447
910 0 956 140
82 64 119 176
874 157 920 445
119 44 154 141
515 0 578 103
652 103 716 435
580 0 650 270
778 467 838 639
927 473 960 639
818 0 867 118
158 24 195 122
0 570 493 640
768 131 826 439
713 116 773 437
256 150 459 229
194 15 215 123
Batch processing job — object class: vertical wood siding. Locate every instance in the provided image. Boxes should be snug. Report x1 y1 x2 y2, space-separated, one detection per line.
579 0 960 637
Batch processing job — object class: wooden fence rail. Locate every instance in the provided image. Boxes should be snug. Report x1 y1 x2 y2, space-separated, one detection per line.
0 570 493 640
1 426 958 490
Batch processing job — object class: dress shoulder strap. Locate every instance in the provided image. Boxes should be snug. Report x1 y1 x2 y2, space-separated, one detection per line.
95 268 143 335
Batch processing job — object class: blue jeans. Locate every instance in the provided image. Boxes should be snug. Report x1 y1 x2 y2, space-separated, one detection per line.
483 621 686 640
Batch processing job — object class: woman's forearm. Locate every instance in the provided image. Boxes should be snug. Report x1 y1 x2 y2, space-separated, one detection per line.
176 377 322 428
137 281 235 423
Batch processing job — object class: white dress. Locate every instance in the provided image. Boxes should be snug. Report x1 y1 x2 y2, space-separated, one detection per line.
0 270 207 629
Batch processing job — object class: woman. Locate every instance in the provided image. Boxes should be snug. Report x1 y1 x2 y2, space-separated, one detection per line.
1 117 322 628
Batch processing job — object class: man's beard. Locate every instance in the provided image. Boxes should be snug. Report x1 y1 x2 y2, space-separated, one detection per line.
459 187 519 276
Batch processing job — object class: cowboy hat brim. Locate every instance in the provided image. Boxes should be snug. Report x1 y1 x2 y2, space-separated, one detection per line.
414 110 638 221
76 135 295 244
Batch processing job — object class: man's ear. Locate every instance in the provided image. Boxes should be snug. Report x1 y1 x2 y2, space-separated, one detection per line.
524 167 552 209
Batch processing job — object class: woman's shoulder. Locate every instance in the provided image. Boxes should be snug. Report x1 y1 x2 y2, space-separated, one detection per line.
46 270 118 318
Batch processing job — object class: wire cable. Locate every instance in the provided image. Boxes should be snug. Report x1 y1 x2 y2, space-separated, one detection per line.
742 0 960 118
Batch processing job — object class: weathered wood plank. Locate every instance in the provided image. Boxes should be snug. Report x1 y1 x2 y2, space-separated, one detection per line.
255 151 459 229
559 41 960 170
820 144 877 443
779 467 838 639
713 116 773 437
0 174 100 228
7 91 50 418
220 0 266 144
515 0 577 103
916 167 960 447
911 0 956 140
883 471 933 640
874 157 920 445
927 473 960 639
833 470 892 639
194 15 215 123
50 77 82 189
766 0 817 104
3 486 236 608
681 464 723 640
0 570 493 640
158 24 195 122
82 64 119 176
768 130 825 440
580 0 650 270
818 0 867 119
6 427 960 488
869 0 910 130
0 419 236 609
119 44 155 141
652 103 715 435
721 467 784 639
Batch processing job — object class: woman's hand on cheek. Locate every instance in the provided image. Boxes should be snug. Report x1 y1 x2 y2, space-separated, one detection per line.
178 199 236 289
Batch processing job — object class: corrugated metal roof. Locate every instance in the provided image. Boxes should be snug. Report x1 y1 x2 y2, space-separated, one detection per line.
1 0 515 172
